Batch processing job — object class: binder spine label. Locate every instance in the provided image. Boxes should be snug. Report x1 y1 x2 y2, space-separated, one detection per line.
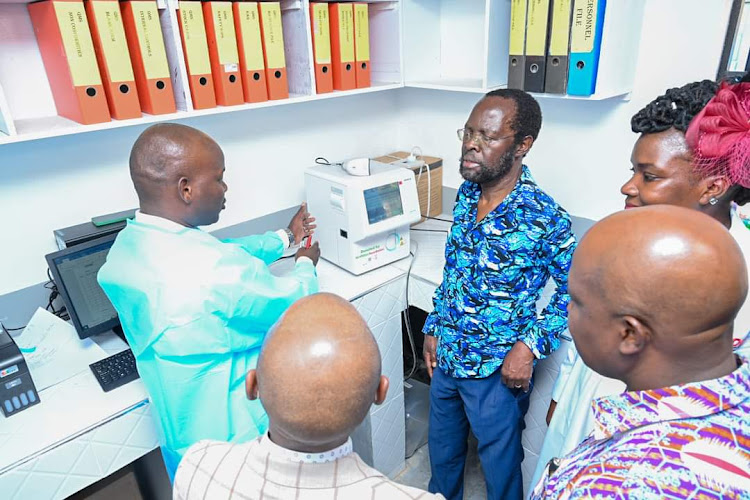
260 3 286 68
548 0 572 55
212 3 240 66
238 3 265 71
312 4 331 64
131 2 170 79
54 2 102 86
338 5 354 63
526 0 549 57
509 0 528 56
91 1 135 82
571 0 597 53
179 2 211 75
354 4 369 61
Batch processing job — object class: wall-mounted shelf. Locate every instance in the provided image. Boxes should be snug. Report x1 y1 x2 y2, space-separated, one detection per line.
0 0 402 145
0 0 645 146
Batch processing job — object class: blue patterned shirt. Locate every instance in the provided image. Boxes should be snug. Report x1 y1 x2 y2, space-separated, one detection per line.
423 166 576 378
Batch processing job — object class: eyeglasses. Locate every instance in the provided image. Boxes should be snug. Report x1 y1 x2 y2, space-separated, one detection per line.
457 128 515 148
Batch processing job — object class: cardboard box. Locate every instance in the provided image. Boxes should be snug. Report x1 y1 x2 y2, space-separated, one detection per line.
372 151 442 219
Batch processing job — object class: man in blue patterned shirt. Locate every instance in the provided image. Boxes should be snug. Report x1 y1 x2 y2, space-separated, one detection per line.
422 89 575 500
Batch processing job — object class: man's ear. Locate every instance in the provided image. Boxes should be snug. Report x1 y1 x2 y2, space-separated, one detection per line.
245 369 259 400
374 375 389 405
515 136 534 159
619 316 651 356
178 176 192 204
698 175 732 206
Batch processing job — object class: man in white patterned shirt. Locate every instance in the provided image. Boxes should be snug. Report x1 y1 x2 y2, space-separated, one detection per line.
173 293 442 500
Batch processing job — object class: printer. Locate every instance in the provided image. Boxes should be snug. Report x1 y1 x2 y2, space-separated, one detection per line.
0 329 40 417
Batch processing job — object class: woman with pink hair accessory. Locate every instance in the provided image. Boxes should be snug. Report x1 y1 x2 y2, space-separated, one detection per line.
532 78 750 495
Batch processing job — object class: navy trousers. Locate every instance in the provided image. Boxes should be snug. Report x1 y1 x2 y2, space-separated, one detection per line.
427 366 532 500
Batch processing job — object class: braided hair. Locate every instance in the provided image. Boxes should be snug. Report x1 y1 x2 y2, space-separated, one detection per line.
631 80 718 134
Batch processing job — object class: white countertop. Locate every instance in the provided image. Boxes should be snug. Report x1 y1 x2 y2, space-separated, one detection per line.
0 332 149 474
271 254 409 302
394 217 451 286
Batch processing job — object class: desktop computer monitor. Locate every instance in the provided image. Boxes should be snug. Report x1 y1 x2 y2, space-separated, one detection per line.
45 233 120 340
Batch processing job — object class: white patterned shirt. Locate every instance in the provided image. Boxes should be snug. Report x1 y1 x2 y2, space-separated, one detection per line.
173 434 443 500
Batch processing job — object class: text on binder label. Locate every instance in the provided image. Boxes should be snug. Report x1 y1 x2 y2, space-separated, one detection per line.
131 2 170 79
54 2 102 87
91 2 135 82
179 2 211 75
570 0 596 53
260 3 286 69
312 4 331 64
237 3 265 71
354 4 369 62
212 2 239 65
509 0 528 56
548 0 572 56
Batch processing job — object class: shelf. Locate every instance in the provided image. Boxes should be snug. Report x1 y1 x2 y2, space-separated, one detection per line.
0 0 403 145
406 78 498 93
403 81 630 101
0 0 645 146
0 82 402 145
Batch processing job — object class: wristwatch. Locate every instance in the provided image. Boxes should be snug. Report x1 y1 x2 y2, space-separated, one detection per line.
284 227 296 247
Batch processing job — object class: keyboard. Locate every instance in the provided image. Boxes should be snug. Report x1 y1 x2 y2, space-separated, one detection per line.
90 349 140 392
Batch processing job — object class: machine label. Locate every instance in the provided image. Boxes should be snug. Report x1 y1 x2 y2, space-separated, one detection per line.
0 365 19 378
356 244 384 260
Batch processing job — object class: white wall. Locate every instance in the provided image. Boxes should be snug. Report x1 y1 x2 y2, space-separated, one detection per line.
0 0 734 295
0 92 400 295
395 0 733 220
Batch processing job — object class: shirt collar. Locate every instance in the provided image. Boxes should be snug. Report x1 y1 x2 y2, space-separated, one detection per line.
591 357 750 440
134 210 192 233
260 433 353 464
463 165 534 217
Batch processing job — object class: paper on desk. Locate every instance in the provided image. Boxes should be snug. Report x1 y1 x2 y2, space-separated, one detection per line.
13 308 107 391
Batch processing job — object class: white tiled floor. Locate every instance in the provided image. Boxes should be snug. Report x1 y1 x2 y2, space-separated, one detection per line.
396 437 488 500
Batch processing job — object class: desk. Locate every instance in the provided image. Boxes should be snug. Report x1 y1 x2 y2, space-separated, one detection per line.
0 332 159 499
0 258 410 499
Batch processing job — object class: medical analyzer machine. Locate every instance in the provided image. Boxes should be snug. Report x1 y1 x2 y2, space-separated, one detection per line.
305 161 421 275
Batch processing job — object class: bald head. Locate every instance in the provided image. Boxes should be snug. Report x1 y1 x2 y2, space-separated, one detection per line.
248 293 388 451
569 205 746 390
130 123 226 227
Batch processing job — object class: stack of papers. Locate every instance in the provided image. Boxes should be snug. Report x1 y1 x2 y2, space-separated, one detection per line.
13 308 108 391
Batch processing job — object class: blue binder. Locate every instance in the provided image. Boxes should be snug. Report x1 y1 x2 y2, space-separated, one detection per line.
567 0 606 96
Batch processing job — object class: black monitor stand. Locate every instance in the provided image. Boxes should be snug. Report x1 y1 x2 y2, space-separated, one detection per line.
112 324 127 345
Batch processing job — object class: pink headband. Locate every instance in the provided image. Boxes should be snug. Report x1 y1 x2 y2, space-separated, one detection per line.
685 81 750 188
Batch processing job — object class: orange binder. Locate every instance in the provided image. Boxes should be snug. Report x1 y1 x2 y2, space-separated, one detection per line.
258 2 289 100
28 0 110 125
177 1 216 109
86 0 141 119
309 2 333 94
328 3 355 91
353 3 370 88
121 0 176 115
233 1 268 103
203 1 243 106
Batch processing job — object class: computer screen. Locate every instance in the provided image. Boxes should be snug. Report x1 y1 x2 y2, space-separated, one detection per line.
45 233 120 339
364 181 404 224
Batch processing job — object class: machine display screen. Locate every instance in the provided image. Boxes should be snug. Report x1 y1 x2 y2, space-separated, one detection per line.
364 182 404 224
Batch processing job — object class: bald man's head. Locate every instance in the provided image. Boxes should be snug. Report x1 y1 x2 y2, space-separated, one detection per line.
130 123 227 227
569 205 746 390
246 293 388 452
